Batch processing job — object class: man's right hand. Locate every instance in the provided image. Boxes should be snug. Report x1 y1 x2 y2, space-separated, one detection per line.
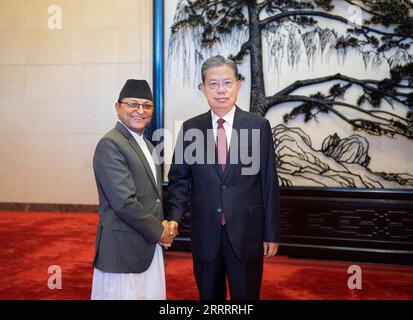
167 220 178 237
158 220 178 249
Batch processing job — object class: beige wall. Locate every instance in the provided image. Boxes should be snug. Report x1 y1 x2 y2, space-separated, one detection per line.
0 0 153 204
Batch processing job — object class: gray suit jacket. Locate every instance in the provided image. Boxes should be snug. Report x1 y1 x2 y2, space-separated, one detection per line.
92 122 164 273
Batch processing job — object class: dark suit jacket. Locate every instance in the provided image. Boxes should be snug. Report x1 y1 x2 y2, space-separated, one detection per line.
168 107 280 262
92 122 164 273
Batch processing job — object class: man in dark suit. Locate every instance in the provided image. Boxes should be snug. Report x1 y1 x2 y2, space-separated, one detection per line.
167 55 281 300
91 79 175 300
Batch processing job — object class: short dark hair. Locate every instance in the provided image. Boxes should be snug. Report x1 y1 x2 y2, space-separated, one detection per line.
201 55 239 83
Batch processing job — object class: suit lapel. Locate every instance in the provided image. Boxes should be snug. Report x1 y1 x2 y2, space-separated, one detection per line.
145 139 163 197
115 122 161 197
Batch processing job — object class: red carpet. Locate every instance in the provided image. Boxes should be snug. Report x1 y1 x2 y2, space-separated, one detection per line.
0 211 412 300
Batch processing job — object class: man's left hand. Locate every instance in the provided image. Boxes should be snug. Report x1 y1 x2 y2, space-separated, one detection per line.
263 242 279 258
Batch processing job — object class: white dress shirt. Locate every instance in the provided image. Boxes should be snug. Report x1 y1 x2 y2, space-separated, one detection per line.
211 105 236 148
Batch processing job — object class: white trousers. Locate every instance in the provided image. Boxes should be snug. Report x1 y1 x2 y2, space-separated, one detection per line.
91 244 166 300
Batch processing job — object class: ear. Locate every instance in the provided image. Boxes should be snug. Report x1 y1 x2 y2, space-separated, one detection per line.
115 102 120 112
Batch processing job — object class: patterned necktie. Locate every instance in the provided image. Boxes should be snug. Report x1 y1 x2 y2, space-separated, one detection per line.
216 118 227 172
216 118 227 225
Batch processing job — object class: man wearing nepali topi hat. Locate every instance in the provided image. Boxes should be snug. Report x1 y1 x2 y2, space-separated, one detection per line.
91 79 177 300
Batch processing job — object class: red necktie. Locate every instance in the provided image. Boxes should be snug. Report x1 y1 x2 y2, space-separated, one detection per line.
216 118 227 225
217 118 227 172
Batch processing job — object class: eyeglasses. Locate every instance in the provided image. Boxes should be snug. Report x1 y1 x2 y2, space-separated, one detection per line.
206 80 236 91
120 101 154 111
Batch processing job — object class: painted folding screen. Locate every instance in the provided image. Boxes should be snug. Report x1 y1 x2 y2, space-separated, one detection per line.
162 0 413 189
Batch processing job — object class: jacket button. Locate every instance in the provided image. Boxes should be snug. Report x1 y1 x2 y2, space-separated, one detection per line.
217 208 223 213
221 185 227 190
156 199 161 203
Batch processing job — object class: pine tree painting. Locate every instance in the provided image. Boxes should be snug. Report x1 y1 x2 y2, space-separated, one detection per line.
165 0 413 188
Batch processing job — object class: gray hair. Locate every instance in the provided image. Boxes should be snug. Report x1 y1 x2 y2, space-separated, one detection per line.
201 55 239 83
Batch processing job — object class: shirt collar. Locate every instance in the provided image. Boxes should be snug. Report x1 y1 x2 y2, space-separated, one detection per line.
118 120 145 144
211 105 236 127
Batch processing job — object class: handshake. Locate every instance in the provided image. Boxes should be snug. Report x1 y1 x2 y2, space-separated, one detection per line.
158 220 178 250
